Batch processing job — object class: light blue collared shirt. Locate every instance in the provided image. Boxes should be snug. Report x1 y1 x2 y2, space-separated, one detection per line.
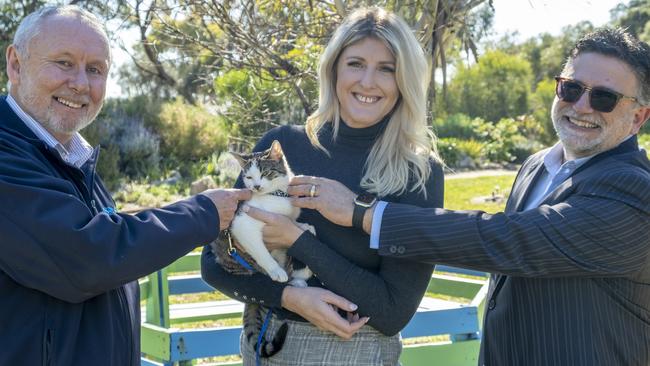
522 142 593 210
369 201 388 249
6 94 93 168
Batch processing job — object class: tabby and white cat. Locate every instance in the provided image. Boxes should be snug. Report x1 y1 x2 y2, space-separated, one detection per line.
210 140 313 358
212 139 312 285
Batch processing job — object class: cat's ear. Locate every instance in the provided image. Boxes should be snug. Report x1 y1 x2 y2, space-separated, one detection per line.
230 151 248 168
269 140 284 161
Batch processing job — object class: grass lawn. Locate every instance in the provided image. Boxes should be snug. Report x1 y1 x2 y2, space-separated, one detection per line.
445 173 516 212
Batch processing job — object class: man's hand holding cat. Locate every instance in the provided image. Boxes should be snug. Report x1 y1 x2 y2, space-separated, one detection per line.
200 189 252 230
281 286 369 339
288 176 357 227
241 205 304 249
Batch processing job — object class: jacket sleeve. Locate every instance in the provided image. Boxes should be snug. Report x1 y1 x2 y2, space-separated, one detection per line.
287 160 444 335
0 146 220 303
201 245 286 307
378 168 650 280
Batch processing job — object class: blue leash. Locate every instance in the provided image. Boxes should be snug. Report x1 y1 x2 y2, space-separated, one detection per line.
224 230 270 366
255 309 274 366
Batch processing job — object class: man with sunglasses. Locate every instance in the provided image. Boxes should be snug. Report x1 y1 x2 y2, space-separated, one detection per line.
245 27 650 365
367 27 650 366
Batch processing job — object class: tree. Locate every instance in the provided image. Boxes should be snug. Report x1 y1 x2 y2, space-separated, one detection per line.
446 50 533 123
489 22 595 89
529 78 558 145
612 0 650 42
0 0 48 93
114 0 493 142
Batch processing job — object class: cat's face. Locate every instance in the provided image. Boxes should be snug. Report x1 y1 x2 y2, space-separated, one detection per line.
231 140 291 194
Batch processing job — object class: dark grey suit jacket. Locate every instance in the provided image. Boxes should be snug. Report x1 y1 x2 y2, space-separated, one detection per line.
379 136 650 366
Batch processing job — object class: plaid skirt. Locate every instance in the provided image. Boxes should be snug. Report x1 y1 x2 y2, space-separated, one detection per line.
240 308 402 366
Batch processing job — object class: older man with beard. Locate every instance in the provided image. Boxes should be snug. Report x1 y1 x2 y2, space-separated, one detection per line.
245 27 650 366
0 5 252 366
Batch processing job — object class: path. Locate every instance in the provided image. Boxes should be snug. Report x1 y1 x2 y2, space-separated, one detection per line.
445 168 518 180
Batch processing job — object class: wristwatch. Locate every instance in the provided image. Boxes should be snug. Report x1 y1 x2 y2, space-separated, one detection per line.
352 192 377 230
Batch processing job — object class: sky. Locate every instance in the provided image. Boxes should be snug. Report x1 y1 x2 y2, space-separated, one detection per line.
490 0 626 41
106 0 629 97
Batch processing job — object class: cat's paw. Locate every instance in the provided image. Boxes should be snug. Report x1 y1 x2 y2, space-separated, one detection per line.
267 267 289 283
297 222 316 235
289 278 308 288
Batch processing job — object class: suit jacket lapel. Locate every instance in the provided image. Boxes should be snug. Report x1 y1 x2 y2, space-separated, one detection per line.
487 154 546 301
507 154 546 213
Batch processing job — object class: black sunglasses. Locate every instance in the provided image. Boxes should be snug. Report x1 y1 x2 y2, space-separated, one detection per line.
554 76 638 113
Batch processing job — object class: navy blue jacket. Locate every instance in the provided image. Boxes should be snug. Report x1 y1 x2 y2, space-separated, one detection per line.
0 96 220 366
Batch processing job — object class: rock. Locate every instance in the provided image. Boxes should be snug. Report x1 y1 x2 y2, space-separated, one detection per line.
470 194 505 205
154 170 183 186
458 155 477 170
190 176 217 195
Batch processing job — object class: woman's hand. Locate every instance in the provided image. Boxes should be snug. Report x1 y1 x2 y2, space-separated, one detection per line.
281 286 369 339
288 176 357 227
242 205 305 250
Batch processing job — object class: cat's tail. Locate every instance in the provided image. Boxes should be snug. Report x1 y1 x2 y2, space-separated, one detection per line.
243 304 288 358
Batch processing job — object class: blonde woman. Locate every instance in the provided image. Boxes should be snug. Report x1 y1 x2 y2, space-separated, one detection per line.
202 7 443 365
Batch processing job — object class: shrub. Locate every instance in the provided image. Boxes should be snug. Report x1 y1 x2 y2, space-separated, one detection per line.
432 113 481 139
113 182 185 209
456 139 485 162
529 78 558 145
83 108 161 189
437 138 485 169
639 134 650 158
472 117 537 164
82 118 121 191
437 138 463 167
157 99 230 175
112 116 161 179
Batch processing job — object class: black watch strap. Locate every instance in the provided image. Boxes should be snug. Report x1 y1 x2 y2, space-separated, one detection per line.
352 204 367 230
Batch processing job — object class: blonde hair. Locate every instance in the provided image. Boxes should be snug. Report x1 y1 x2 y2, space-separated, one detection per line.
305 7 439 197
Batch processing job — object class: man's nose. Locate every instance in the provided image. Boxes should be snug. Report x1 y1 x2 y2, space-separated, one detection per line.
572 90 594 113
68 67 90 94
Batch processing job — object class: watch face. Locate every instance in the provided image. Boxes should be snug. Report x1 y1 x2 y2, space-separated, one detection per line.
355 193 377 207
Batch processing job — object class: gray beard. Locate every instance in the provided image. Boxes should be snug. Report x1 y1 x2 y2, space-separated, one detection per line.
18 88 98 138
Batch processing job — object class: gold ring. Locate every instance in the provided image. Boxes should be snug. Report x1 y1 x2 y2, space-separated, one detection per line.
309 184 317 198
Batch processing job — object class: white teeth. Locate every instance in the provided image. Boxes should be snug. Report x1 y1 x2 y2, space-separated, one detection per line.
354 93 379 104
568 117 598 129
56 97 83 109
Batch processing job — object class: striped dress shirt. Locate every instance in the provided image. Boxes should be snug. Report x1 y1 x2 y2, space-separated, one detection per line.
6 94 93 167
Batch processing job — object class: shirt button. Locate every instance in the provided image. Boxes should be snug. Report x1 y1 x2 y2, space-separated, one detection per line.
488 299 496 310
397 246 405 254
389 245 397 254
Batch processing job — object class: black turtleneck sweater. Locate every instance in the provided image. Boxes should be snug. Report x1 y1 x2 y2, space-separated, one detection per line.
201 120 444 335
